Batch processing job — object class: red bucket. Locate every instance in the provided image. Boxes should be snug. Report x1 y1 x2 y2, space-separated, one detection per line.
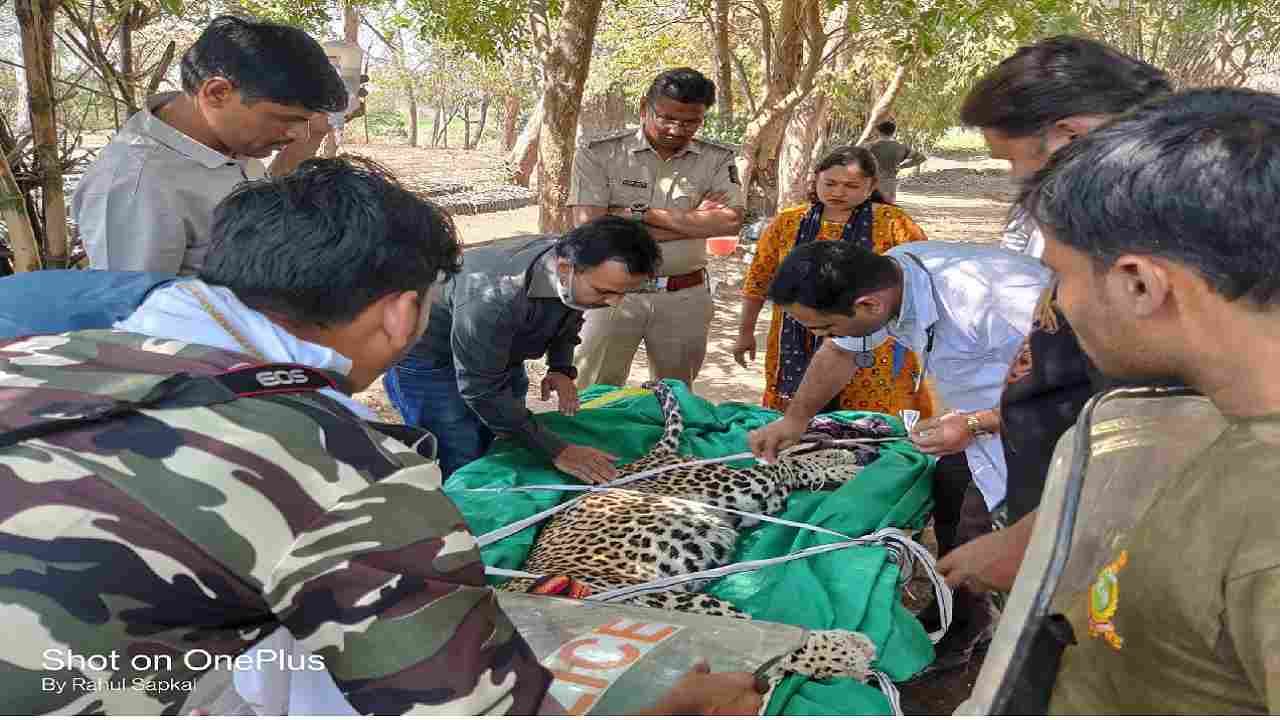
706 235 739 257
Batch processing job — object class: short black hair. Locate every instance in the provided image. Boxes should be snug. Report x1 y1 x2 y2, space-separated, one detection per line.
809 145 892 205
180 15 348 113
767 241 900 315
1021 88 1280 306
200 156 463 326
645 67 716 109
876 120 896 136
960 35 1171 137
555 216 662 276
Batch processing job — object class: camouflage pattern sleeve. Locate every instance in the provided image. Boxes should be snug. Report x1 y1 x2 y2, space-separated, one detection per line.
267 461 553 715
0 331 551 715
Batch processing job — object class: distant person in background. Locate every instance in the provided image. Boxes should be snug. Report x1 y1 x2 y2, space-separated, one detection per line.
73 15 347 274
861 120 926 203
734 145 933 418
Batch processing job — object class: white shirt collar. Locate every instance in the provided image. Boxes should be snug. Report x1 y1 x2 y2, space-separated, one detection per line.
115 279 375 420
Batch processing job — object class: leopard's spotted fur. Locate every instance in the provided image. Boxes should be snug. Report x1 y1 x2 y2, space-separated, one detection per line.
500 381 878 695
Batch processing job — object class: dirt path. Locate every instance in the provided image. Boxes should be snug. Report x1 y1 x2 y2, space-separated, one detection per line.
354 155 1015 418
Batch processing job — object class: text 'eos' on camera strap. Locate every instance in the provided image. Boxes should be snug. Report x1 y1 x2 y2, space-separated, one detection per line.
0 363 340 449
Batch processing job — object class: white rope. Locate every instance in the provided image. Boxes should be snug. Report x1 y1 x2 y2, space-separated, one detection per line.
872 670 904 715
469 434 897 549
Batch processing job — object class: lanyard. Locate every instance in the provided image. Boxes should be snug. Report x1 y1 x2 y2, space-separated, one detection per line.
897 252 939 394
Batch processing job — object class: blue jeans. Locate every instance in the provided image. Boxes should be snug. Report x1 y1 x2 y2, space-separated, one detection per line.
384 357 529 478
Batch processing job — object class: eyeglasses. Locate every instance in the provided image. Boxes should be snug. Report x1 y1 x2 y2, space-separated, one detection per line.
648 106 705 130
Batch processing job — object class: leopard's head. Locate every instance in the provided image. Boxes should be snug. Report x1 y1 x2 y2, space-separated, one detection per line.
778 448 863 491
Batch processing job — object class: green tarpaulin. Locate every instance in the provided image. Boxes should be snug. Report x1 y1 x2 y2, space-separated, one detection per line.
444 381 937 715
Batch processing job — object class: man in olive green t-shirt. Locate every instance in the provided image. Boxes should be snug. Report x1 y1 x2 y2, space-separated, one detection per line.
1021 88 1278 713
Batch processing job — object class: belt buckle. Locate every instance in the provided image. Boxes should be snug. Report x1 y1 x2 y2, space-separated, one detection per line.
655 276 669 291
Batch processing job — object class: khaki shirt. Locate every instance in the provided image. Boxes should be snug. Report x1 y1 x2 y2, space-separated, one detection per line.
1049 414 1280 714
568 128 744 275
73 92 262 275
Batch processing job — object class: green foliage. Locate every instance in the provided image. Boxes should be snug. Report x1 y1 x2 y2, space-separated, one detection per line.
700 109 748 146
402 0 562 60
364 107 408 138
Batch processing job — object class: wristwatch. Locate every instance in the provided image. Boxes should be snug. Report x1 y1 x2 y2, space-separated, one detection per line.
549 366 579 381
965 413 985 438
628 202 649 222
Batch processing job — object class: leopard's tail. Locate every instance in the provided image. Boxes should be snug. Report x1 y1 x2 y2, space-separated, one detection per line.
642 380 685 456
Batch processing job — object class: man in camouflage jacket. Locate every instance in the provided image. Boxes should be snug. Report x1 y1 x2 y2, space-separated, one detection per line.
0 158 761 715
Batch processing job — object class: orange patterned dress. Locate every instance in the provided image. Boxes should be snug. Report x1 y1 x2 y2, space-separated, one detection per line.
742 203 935 417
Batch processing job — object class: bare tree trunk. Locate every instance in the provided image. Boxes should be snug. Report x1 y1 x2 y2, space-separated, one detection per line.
15 0 68 268
146 40 176 97
856 64 908 145
508 95 543 186
501 94 521 151
462 105 473 150
120 10 134 106
343 1 360 43
714 0 734 124
473 96 490 149
536 0 605 233
0 151 41 272
432 107 442 146
777 90 830 208
322 0 360 156
407 90 419 147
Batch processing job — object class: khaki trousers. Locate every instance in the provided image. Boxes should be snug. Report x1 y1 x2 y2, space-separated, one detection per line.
574 283 714 389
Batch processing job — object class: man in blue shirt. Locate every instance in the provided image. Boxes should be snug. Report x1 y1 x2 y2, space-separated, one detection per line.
748 239 1049 667
0 270 176 338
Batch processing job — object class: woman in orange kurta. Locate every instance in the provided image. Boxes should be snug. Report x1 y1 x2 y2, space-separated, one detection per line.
734 145 934 417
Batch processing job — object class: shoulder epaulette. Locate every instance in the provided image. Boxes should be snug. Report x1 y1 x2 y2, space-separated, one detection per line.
583 129 636 148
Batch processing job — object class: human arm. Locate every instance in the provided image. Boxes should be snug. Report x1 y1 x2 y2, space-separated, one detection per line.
268 114 332 177
633 661 765 715
898 145 926 171
633 152 744 238
748 342 858 462
1225 564 1280 712
734 213 790 367
542 314 584 416
451 297 568 459
272 463 554 714
937 509 1036 593
909 407 1001 456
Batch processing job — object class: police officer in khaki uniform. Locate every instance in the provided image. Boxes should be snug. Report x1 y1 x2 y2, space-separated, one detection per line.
568 67 745 389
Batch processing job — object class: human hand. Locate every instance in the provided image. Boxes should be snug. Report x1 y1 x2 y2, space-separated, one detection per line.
698 192 730 210
748 415 808 465
732 331 757 368
541 371 580 416
650 659 766 715
909 412 974 456
938 525 1026 593
553 444 619 484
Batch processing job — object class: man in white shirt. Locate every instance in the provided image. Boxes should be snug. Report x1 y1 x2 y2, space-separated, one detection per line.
72 15 348 274
747 239 1049 666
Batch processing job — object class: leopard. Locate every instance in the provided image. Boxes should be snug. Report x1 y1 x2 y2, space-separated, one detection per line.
499 380 881 699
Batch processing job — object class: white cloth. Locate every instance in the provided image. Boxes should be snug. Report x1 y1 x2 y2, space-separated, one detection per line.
833 242 1050 509
116 280 363 714
999 206 1045 259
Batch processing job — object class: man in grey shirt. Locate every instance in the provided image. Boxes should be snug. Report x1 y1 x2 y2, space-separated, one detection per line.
861 120 926 203
72 15 347 274
386 217 662 483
